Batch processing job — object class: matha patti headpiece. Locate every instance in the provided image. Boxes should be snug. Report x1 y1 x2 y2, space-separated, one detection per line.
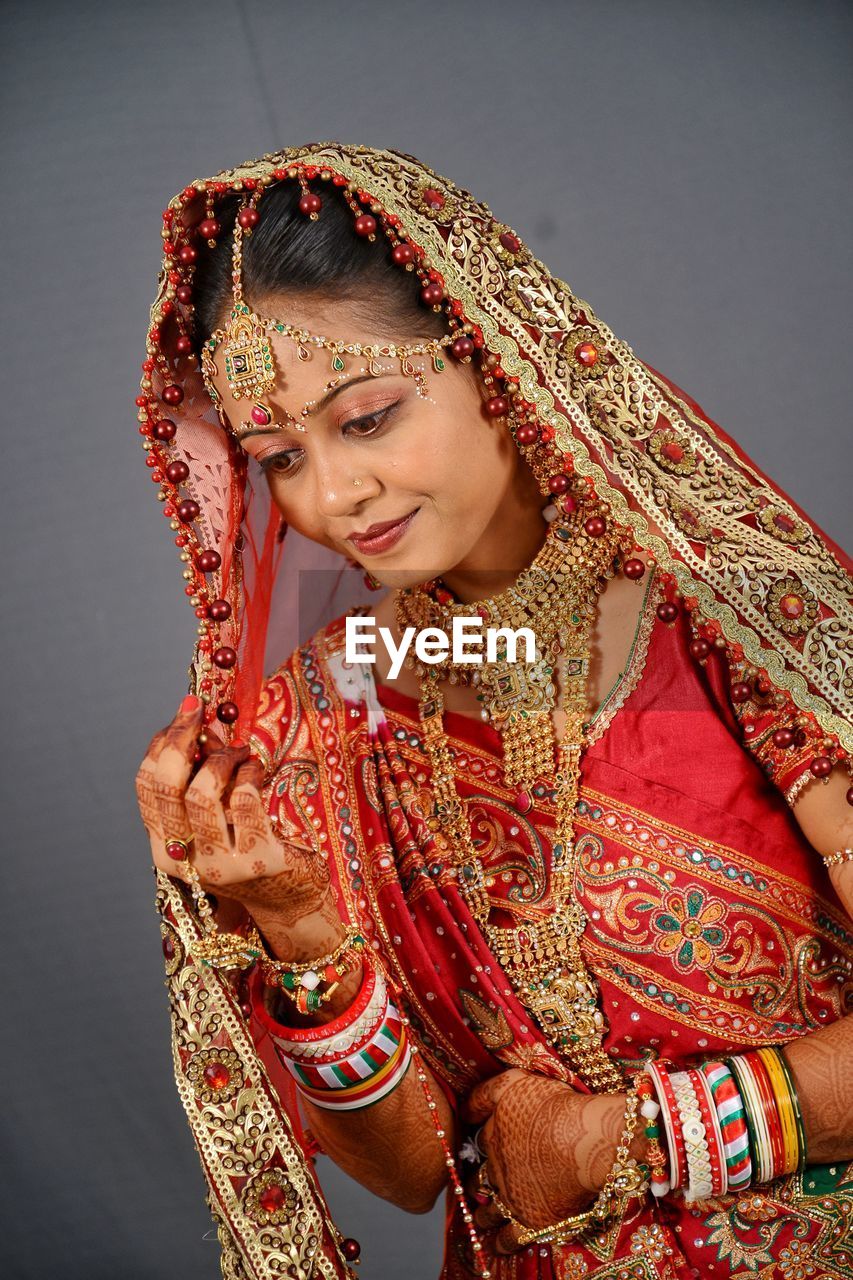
200 191 457 432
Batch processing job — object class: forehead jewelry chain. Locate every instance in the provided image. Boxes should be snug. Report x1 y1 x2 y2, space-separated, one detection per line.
200 212 454 425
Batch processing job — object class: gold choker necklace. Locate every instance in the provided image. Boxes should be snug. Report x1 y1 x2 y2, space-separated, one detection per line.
395 506 631 1091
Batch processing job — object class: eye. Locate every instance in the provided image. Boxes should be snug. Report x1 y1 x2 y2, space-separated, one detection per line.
341 400 400 437
259 447 303 476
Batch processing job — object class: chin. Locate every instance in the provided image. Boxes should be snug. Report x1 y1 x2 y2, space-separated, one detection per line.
366 564 445 591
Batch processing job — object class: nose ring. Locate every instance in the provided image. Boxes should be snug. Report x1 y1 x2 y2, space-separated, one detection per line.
352 477 364 488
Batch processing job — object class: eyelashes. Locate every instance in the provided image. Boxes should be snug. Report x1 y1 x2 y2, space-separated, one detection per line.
259 401 401 476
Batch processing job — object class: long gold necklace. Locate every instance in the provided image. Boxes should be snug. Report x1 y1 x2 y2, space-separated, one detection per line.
395 509 629 1092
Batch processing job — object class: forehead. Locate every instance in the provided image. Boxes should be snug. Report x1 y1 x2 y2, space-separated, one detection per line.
210 296 405 406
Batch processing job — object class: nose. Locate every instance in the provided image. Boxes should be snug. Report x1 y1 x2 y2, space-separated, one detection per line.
313 449 380 519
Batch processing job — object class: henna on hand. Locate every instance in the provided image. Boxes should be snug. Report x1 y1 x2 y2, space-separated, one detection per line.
464 1069 634 1254
784 1013 853 1164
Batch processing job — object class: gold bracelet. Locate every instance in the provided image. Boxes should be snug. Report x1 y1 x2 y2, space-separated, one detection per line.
246 923 366 1007
823 848 853 868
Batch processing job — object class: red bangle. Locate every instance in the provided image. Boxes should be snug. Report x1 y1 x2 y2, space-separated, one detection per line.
650 1061 687 1191
249 954 374 1042
744 1051 785 1181
688 1067 726 1196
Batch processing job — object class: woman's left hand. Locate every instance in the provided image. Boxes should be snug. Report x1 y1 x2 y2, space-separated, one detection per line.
463 1069 630 1255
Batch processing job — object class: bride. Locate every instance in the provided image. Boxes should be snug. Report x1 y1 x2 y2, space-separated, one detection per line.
134 143 853 1279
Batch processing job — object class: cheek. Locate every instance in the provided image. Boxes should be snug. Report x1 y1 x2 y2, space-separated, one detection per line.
264 479 326 542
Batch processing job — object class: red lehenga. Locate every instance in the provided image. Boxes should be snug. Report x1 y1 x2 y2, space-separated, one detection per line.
242 582 853 1280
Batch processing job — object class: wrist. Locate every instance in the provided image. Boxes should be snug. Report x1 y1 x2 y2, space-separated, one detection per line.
251 907 349 965
269 958 365 1027
583 1093 649 1194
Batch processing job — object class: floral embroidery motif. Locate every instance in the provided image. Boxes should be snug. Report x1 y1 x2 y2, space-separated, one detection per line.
766 576 820 637
758 504 809 545
486 220 533 269
667 494 720 544
562 325 612 380
648 427 698 476
241 1168 300 1226
628 1222 673 1264
185 1046 245 1104
412 181 458 222
778 1238 817 1279
651 888 729 972
556 1253 589 1280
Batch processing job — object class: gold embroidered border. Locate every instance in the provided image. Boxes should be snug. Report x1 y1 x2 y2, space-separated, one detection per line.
155 871 355 1280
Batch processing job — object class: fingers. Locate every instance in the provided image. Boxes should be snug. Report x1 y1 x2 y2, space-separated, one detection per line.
495 1219 525 1256
152 697 204 848
185 740 251 859
474 1199 506 1231
227 755 283 876
463 1069 526 1125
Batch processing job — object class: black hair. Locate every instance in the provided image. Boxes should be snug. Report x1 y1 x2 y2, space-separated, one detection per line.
193 181 448 350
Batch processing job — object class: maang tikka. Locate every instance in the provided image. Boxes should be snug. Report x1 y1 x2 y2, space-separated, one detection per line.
200 189 456 429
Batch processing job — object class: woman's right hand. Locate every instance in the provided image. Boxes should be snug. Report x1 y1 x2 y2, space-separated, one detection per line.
134 695 340 960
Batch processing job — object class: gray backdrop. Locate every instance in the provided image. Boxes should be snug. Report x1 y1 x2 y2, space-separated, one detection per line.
2 1 850 1277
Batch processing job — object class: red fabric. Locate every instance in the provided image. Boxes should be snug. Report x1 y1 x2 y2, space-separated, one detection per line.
248 594 853 1278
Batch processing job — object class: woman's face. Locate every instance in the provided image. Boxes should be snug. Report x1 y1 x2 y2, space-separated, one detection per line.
209 296 544 591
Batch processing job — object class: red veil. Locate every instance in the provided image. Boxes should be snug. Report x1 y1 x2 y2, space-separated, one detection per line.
138 143 852 1276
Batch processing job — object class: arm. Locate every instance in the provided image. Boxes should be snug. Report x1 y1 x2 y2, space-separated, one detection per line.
783 764 853 1162
251 908 456 1216
137 699 455 1216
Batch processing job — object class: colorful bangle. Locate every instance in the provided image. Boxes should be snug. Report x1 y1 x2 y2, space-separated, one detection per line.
647 1061 687 1192
271 965 387 1062
776 1046 807 1172
745 1051 786 1181
701 1060 752 1191
729 1054 772 1184
690 1067 727 1196
265 956 379 1046
757 1046 803 1176
270 962 413 1112
284 999 411 1110
670 1071 713 1202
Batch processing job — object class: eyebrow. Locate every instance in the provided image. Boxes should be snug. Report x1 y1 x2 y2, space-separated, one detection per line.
236 372 393 441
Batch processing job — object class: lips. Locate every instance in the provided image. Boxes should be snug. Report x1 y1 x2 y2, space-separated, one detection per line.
347 508 419 556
